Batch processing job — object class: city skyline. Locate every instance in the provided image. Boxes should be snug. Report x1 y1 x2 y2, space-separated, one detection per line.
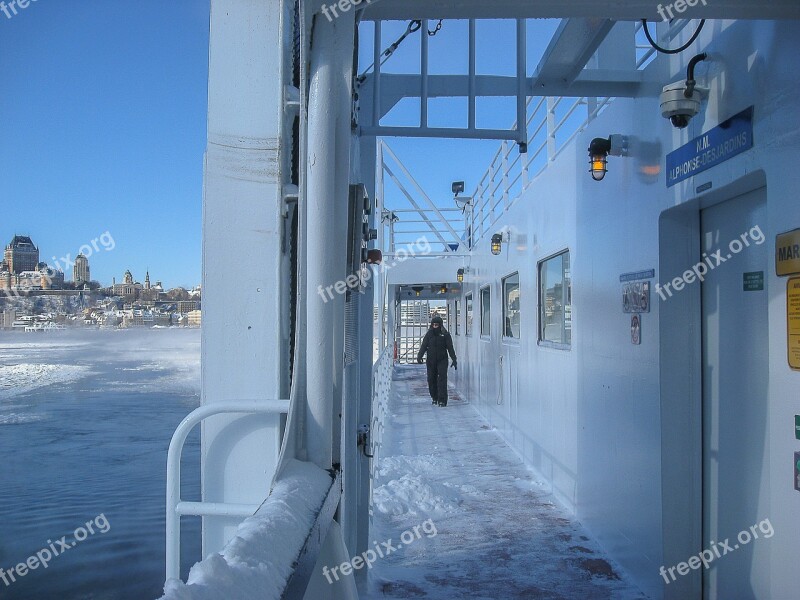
0 232 197 290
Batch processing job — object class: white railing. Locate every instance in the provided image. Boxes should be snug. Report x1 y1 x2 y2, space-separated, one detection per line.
165 400 291 582
369 346 393 466
468 94 612 243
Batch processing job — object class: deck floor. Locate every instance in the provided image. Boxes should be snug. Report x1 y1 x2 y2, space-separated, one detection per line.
360 364 648 600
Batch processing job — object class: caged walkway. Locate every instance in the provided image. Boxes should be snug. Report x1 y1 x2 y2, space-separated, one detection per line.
360 365 648 600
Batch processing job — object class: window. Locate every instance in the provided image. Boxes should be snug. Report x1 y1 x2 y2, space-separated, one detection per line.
503 272 520 339
539 250 571 347
480 285 491 336
454 299 461 335
465 293 473 336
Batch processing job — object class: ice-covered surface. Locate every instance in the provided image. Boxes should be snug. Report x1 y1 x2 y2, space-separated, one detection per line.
0 363 91 401
362 365 649 599
159 459 333 600
0 329 201 426
0 328 202 600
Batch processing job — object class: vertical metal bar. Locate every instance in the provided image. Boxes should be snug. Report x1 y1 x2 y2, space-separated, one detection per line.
468 19 476 131
421 20 429 128
587 96 597 123
376 141 385 352
502 141 509 211
373 20 381 127
546 96 556 161
516 19 528 150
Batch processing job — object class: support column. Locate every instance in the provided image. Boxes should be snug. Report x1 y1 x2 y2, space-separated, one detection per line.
306 11 356 470
201 0 288 556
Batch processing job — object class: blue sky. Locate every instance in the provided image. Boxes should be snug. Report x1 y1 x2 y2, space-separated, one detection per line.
1 4 564 287
0 0 209 288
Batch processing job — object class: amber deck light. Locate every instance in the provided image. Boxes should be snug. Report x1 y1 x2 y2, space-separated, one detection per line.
588 137 611 181
491 233 503 255
457 268 464 283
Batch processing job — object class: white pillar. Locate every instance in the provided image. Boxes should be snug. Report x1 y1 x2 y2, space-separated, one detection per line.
201 0 288 556
305 11 356 470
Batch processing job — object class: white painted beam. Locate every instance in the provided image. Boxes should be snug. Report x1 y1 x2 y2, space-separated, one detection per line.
362 0 800 20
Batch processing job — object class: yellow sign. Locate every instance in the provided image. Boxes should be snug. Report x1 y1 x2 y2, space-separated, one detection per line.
788 278 800 370
776 229 800 276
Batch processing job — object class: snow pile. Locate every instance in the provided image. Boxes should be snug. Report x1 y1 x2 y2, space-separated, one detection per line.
372 454 464 516
159 459 333 600
0 363 90 401
372 473 462 516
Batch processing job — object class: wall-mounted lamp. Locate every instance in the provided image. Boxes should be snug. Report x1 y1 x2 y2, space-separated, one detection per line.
439 284 448 294
588 134 628 181
412 285 423 297
491 233 503 255
457 268 465 283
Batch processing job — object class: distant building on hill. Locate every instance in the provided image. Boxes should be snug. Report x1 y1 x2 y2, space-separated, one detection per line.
4 235 39 274
73 254 90 285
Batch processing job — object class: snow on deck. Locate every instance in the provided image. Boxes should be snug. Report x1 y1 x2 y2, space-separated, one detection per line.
362 365 648 600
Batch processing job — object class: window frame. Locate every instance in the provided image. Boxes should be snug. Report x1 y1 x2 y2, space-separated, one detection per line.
480 284 491 338
454 299 461 335
465 292 473 336
538 249 571 350
502 272 521 341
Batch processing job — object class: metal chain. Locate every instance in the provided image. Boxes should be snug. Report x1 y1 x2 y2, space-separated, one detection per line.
357 19 444 83
357 20 421 83
427 19 443 36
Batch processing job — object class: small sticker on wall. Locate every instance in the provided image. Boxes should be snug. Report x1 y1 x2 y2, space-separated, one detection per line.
631 314 641 345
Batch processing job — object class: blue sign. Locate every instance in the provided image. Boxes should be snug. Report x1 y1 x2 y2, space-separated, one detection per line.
666 106 754 187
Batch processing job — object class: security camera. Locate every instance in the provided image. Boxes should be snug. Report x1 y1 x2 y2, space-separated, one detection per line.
660 53 708 129
660 82 703 128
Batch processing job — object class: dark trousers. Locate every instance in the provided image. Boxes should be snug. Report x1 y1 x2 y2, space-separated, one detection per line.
426 358 449 405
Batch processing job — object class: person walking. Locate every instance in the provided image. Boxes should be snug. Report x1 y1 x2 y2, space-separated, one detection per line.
417 315 457 406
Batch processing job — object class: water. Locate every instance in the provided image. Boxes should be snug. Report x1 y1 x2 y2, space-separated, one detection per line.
0 329 202 600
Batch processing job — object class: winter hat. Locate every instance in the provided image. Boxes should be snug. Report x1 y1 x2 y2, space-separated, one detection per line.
431 315 444 326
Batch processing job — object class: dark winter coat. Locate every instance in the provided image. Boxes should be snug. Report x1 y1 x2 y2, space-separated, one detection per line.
417 326 457 364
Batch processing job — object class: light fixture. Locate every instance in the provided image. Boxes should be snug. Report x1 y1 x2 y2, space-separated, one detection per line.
457 268 465 283
412 285 423 297
491 233 503 255
452 181 465 196
440 284 447 294
588 134 628 181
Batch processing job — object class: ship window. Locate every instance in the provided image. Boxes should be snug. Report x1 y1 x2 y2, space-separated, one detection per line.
465 293 473 336
454 299 461 335
480 285 491 337
538 250 571 348
503 272 520 339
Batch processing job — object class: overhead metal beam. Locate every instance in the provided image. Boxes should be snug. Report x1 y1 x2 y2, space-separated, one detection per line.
361 0 800 20
359 70 644 122
532 18 615 86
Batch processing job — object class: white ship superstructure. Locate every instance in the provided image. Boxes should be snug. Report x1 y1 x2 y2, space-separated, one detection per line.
160 2 800 599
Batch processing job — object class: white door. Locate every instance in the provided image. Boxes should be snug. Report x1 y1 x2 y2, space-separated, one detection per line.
701 187 769 599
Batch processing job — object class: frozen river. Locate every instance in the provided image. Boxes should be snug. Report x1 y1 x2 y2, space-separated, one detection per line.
0 329 202 600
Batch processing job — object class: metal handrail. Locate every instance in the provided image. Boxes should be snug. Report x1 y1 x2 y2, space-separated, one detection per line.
165 400 291 582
